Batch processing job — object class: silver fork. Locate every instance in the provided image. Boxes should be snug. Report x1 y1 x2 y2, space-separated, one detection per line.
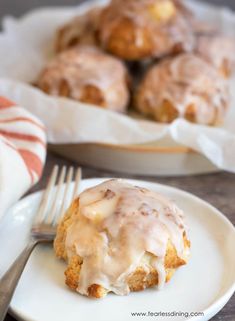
0 165 82 321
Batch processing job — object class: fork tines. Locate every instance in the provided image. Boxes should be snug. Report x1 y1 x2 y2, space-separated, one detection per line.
34 166 82 227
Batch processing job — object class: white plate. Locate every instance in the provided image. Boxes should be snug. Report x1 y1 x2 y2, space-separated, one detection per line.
49 143 219 176
0 178 234 321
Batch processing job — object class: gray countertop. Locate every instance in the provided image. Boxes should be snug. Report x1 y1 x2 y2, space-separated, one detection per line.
0 0 235 321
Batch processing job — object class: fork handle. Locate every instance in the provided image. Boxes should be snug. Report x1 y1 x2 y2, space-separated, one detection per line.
0 239 38 321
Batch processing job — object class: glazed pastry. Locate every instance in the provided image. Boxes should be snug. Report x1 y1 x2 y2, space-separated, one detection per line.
98 0 195 60
135 53 229 125
54 179 190 298
55 8 102 52
196 34 235 78
37 46 130 112
192 19 218 37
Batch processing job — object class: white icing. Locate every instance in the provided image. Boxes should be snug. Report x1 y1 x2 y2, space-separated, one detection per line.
56 7 101 52
38 46 129 112
196 35 235 74
137 53 229 124
65 179 189 296
99 0 195 57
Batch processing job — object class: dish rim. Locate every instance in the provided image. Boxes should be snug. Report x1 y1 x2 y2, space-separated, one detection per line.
3 177 235 321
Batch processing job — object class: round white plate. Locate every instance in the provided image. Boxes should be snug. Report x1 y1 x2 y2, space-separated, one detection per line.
0 178 234 321
49 142 219 177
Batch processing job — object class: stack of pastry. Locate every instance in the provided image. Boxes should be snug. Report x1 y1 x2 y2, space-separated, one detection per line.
37 0 235 125
54 179 190 298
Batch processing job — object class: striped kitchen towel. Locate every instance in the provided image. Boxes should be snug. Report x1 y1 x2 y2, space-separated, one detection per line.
0 96 46 220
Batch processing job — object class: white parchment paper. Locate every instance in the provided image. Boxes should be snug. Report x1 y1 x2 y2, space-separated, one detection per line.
0 0 235 172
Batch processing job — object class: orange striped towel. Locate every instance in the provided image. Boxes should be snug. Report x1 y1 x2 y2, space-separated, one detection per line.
0 96 46 219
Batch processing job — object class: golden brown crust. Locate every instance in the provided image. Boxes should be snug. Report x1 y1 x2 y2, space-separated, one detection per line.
37 46 130 112
64 255 82 290
62 240 187 298
88 284 108 298
54 198 80 260
220 59 231 79
55 8 101 53
54 198 190 298
63 254 182 298
80 84 105 107
98 0 194 60
127 267 158 292
156 100 179 123
99 16 154 60
135 54 229 125
146 100 207 125
39 77 107 108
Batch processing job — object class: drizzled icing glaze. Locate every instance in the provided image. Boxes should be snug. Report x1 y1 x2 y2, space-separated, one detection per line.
196 35 235 75
192 19 218 37
65 179 189 296
136 53 229 124
56 7 102 52
38 46 129 112
99 0 195 57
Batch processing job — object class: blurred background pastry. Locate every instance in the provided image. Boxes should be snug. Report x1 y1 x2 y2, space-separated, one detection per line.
40 0 232 126
38 45 130 112
195 34 235 78
97 0 195 60
192 19 218 37
135 53 229 125
54 179 190 298
55 7 102 53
